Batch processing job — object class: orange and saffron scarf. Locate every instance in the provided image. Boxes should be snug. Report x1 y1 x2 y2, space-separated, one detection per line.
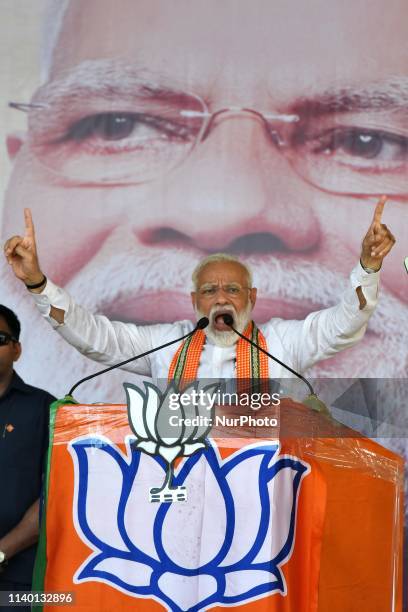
168 321 269 391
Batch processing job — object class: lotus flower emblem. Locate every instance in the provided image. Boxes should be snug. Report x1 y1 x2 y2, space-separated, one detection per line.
125 382 218 502
69 436 310 611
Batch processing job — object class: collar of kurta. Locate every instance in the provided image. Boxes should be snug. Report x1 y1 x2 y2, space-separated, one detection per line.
168 320 269 390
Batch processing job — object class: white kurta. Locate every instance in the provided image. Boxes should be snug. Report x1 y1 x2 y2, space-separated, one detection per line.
31 263 379 379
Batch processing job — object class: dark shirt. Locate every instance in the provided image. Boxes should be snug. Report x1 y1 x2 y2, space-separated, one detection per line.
0 371 55 585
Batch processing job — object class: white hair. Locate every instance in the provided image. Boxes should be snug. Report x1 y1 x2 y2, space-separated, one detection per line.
41 0 70 83
191 253 253 290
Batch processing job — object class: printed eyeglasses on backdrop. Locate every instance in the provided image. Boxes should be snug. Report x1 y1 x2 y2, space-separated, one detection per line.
9 86 408 195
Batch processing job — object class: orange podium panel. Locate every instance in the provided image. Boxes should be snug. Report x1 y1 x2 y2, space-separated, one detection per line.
33 397 403 612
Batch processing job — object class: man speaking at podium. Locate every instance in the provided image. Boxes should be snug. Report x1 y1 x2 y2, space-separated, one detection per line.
4 199 395 383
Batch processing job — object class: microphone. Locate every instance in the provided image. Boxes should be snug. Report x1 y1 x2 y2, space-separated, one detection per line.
222 313 329 414
195 317 210 329
68 317 209 397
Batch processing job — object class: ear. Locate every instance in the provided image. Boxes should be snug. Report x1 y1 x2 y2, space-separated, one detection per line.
6 132 26 160
13 342 22 363
191 291 197 309
249 287 257 308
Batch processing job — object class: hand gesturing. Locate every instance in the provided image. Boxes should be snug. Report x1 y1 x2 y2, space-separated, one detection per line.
3 208 44 286
360 196 396 270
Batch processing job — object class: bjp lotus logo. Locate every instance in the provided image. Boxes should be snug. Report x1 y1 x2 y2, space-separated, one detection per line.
125 381 218 503
69 436 310 611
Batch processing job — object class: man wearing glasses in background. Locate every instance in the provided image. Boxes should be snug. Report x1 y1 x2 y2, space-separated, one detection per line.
0 306 55 608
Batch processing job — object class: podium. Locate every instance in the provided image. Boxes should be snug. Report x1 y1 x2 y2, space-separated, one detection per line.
33 397 404 611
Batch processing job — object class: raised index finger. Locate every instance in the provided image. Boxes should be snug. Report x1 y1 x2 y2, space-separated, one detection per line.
372 195 387 227
24 208 35 239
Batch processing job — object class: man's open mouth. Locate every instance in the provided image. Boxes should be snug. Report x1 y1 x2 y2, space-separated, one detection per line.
212 309 235 331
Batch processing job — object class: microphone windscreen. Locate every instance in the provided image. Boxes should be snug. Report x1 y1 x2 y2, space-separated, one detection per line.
222 313 234 326
196 316 209 329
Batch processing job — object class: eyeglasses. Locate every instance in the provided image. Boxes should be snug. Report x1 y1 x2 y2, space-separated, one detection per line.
197 283 251 298
0 332 17 346
9 90 408 195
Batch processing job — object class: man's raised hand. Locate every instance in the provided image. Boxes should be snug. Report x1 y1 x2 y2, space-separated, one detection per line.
360 196 396 271
3 209 45 288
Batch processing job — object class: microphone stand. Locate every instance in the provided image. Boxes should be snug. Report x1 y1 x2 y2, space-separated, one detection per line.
223 315 330 415
68 317 209 397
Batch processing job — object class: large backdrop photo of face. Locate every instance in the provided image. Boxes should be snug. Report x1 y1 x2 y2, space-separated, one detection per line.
1 0 407 606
